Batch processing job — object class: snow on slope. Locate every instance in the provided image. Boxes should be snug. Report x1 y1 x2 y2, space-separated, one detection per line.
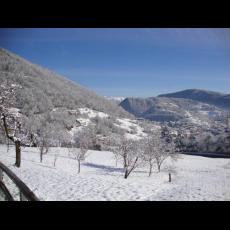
0 145 230 201
184 110 210 127
69 108 147 140
68 108 109 136
115 118 147 140
78 108 108 118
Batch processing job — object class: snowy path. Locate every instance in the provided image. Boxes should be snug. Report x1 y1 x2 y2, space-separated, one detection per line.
0 145 230 201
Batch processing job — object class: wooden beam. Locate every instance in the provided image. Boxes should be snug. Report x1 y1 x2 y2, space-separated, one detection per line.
0 168 3 182
0 161 39 201
0 180 14 201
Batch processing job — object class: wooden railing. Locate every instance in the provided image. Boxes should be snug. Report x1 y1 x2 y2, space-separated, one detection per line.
0 161 39 201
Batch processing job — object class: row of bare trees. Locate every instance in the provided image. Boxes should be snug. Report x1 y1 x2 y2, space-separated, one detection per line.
143 132 176 176
106 129 177 179
64 128 177 178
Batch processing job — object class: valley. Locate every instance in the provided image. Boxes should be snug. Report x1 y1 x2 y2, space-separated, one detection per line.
0 47 230 201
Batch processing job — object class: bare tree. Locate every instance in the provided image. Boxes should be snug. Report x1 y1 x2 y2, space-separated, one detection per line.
23 115 40 147
155 138 177 173
69 147 87 174
103 135 122 167
38 136 49 163
108 136 142 179
53 154 58 167
142 130 177 173
142 135 158 176
69 129 91 173
30 117 51 163
0 80 22 167
121 139 142 179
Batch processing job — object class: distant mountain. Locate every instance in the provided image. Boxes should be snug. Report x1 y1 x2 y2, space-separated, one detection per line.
158 89 230 110
119 96 225 125
0 48 129 118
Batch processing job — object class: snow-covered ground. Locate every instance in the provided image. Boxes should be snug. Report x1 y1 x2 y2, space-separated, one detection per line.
0 145 230 201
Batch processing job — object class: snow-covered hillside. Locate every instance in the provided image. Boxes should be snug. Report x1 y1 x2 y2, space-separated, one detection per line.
120 96 226 125
1 145 230 201
68 107 147 140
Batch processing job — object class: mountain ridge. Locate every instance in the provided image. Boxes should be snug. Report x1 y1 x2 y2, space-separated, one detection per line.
158 89 230 109
119 95 226 124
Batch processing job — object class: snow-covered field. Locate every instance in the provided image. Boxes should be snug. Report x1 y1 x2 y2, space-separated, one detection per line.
0 145 230 201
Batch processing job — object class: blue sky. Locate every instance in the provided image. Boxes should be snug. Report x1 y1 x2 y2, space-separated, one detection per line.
0 28 230 97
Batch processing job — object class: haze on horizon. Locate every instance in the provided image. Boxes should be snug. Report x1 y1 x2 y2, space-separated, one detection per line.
0 28 230 97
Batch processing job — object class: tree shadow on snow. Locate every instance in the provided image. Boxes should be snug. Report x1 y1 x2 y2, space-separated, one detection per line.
83 162 124 173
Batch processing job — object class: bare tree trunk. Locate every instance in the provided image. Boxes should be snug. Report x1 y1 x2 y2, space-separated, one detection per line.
78 160 81 174
169 173 171 182
7 139 9 152
157 163 161 172
148 163 153 177
53 155 58 167
124 157 139 179
124 168 129 179
123 153 127 169
40 151 43 163
2 116 21 167
45 146 49 154
15 140 21 168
